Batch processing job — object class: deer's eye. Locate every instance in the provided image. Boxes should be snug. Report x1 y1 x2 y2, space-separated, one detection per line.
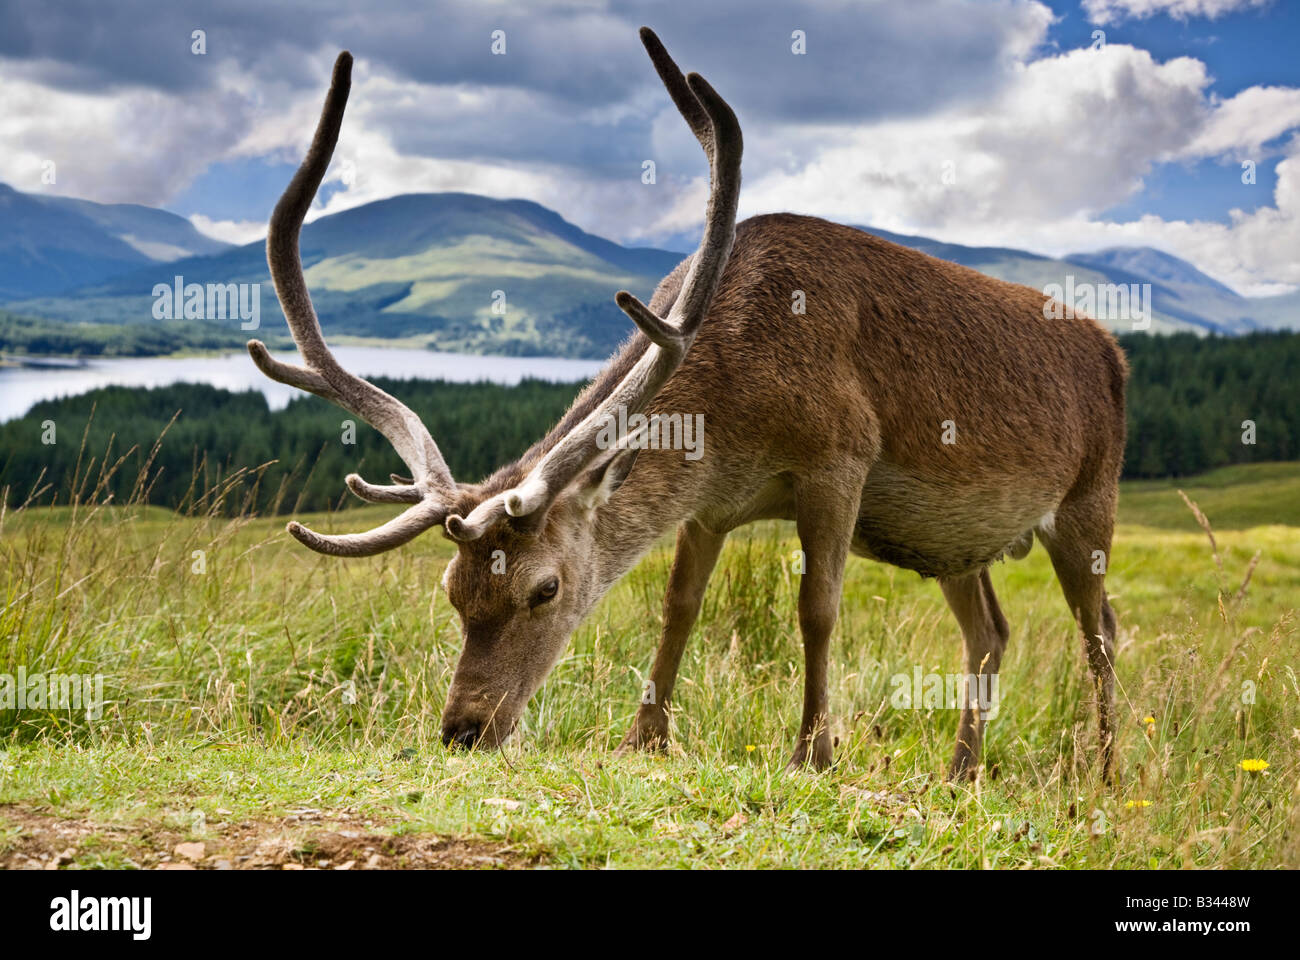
530 577 559 608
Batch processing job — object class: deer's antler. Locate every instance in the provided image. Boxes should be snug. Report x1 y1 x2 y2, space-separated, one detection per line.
248 52 457 557
445 27 742 540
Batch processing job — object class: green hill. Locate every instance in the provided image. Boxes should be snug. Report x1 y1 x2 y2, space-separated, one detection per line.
5 193 685 360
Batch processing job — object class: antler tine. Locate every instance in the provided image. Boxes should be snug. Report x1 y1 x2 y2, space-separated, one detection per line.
250 51 456 554
286 497 448 557
612 43 741 350
445 29 743 535
638 27 713 153
445 498 510 542
662 71 742 327
345 474 424 504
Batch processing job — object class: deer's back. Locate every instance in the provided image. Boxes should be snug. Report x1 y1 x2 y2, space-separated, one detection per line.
651 213 1127 573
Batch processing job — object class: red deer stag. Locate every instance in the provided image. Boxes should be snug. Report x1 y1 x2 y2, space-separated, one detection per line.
249 29 1127 780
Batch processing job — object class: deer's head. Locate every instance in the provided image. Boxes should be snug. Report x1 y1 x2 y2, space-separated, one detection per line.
248 28 741 749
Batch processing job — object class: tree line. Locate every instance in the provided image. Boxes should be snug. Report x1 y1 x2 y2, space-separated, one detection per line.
0 378 579 514
1 331 1297 513
1116 331 1299 477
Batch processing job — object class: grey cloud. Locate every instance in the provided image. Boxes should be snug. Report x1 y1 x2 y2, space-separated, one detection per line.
0 0 1058 238
1 0 1053 122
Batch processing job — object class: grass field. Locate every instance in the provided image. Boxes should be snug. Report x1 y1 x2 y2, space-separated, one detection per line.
1 459 1296 869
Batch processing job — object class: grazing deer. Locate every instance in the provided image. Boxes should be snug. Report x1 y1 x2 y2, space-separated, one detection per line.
249 28 1126 780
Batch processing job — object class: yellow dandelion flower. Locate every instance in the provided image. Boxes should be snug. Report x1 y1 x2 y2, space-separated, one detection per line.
1142 716 1155 725
1125 800 1153 809
745 744 756 753
1240 758 1270 772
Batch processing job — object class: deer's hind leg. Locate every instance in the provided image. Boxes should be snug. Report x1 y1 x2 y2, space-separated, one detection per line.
1037 485 1120 780
939 568 1010 781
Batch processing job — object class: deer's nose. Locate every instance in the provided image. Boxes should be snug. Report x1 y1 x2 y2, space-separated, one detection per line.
441 723 480 749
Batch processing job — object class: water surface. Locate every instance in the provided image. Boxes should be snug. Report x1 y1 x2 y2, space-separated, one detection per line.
0 347 603 422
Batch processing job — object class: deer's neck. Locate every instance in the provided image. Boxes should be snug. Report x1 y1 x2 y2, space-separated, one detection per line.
591 451 707 592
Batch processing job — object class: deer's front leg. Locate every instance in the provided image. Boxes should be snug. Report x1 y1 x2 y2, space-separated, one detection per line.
616 520 727 753
787 476 859 771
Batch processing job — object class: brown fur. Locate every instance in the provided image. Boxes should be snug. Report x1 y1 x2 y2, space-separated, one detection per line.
441 213 1126 779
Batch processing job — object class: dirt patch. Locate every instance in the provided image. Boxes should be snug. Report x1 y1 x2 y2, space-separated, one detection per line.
0 804 538 870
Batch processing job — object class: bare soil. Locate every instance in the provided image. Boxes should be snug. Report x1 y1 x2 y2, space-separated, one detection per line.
0 804 539 870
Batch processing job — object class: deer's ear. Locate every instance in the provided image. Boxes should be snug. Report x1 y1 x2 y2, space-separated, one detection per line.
572 446 640 513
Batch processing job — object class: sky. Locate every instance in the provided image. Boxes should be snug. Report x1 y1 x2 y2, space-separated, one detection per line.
1 0 1298 296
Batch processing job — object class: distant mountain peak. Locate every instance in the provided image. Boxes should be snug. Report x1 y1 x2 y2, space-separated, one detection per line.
1065 246 1239 298
0 183 232 300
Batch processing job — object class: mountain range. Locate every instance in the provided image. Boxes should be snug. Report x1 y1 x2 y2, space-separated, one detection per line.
859 227 1300 336
1 183 1296 359
0 183 231 301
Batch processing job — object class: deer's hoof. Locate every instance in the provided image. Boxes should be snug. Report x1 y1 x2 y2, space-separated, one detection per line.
614 712 670 756
785 735 833 773
946 747 980 783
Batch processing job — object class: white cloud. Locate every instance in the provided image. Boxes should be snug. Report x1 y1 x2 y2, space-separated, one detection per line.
733 45 1208 241
0 58 263 205
117 235 194 261
706 42 1299 296
188 214 266 246
1083 0 1271 25
1181 85 1300 158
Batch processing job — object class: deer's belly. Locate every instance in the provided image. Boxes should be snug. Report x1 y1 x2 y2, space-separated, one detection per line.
852 463 1062 578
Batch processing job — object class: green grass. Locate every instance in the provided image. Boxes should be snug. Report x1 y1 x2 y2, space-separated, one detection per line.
1119 462 1300 530
1 461 1297 868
